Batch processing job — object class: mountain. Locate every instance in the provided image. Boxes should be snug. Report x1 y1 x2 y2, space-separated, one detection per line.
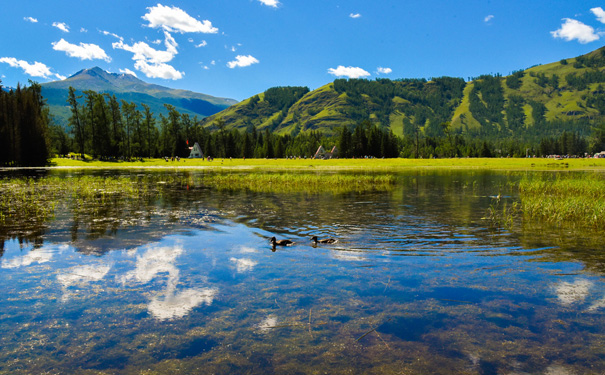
41 67 238 126
200 46 605 141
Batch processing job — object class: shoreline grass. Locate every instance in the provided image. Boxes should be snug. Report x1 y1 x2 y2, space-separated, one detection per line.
518 173 605 229
13 157 605 172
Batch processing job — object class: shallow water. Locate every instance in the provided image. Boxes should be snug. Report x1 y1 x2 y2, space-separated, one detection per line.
0 170 604 374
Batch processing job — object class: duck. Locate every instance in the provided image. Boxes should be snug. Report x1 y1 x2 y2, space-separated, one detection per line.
310 236 338 244
270 236 294 247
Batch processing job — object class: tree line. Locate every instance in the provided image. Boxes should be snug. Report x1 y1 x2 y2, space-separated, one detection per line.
3 82 605 167
0 81 51 166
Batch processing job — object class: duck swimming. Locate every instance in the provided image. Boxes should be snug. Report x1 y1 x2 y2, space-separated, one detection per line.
310 236 337 244
270 237 294 247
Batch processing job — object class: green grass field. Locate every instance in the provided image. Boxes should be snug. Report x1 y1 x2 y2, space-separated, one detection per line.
48 157 605 171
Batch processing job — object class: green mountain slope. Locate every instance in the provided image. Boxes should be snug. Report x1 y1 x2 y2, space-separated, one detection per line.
202 46 605 140
42 67 238 126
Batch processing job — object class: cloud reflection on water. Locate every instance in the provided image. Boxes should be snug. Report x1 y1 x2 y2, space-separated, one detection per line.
57 264 112 302
257 314 278 332
554 279 593 305
124 243 218 320
149 287 218 320
230 257 258 273
1 245 65 269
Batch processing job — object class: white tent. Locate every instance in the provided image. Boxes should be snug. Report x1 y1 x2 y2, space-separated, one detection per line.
188 142 204 158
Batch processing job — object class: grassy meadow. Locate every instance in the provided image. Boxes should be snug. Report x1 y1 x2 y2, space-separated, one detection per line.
48 156 605 171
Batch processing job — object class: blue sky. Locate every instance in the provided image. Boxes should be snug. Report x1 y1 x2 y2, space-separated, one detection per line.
1 1 605 101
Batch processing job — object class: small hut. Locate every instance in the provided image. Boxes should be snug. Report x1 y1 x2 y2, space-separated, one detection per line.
188 142 204 158
313 145 338 159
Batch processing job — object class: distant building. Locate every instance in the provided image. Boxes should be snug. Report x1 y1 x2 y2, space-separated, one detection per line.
188 142 204 158
313 145 338 159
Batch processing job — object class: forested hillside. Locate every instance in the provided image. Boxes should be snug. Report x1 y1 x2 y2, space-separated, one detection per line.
200 46 605 155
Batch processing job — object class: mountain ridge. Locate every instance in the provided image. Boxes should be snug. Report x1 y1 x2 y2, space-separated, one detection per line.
199 46 605 141
41 67 238 126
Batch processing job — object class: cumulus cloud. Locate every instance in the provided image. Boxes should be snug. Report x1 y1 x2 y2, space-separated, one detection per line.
119 68 137 77
52 39 111 62
0 57 63 80
377 67 392 74
227 55 259 68
24 17 38 23
259 0 279 8
52 22 69 33
113 31 183 79
591 7 605 23
328 65 370 78
551 18 600 43
134 60 183 79
195 40 207 48
143 4 218 33
349 13 361 19
484 15 494 22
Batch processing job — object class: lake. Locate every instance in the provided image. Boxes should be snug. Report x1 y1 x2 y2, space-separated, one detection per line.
0 170 603 375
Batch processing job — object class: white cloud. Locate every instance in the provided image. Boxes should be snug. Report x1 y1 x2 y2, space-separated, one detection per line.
134 60 183 80
113 31 177 64
259 0 280 8
24 17 38 23
195 40 208 48
55 73 67 81
143 4 218 34
328 65 371 78
113 31 183 80
52 22 70 33
592 7 605 23
52 39 111 62
0 57 63 80
377 67 392 74
80 27 88 33
119 68 137 77
100 30 123 41
551 18 600 44
349 13 361 19
484 15 494 22
227 55 259 68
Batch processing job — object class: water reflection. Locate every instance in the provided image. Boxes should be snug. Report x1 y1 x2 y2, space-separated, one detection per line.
553 279 593 305
230 257 258 273
122 243 218 320
57 263 112 302
0 170 604 374
1 246 56 268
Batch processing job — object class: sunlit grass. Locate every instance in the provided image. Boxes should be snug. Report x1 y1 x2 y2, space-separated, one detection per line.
518 173 605 228
48 157 605 171
187 173 396 193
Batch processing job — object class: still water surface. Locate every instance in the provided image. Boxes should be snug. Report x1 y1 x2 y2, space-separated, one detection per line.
0 170 603 374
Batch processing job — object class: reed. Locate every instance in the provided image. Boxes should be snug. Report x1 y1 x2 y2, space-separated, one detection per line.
188 173 396 193
517 173 605 228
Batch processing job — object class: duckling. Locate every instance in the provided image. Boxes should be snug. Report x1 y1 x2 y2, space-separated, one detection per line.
310 236 338 244
270 236 294 247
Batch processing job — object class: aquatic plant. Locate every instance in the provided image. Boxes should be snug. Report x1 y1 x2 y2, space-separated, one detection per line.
187 172 396 194
517 173 605 229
